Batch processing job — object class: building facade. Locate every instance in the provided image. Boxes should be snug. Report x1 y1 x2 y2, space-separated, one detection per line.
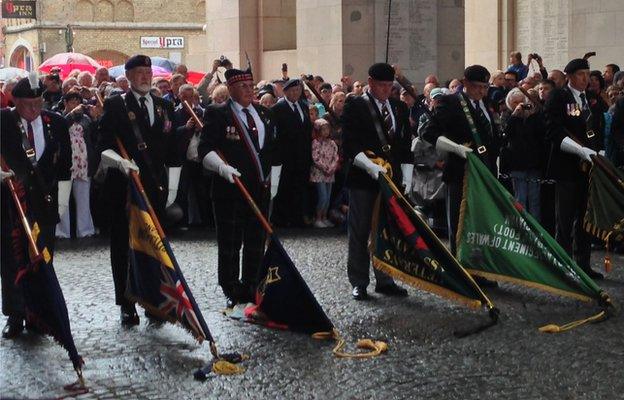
189 0 465 85
2 0 206 70
465 0 624 75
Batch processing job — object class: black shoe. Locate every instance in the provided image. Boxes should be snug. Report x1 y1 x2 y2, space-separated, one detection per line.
473 276 499 288
25 321 43 335
352 286 369 301
375 283 408 297
144 310 165 326
2 317 24 339
120 305 140 326
584 268 604 280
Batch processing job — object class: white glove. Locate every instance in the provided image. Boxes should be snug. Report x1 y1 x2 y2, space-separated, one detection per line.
202 151 241 183
1 169 14 182
598 150 606 157
401 163 414 195
166 167 182 207
57 180 72 218
560 137 596 163
353 152 387 180
270 165 282 200
435 136 473 159
100 149 139 176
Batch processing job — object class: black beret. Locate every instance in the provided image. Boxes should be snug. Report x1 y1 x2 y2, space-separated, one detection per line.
63 91 83 102
125 55 151 71
319 83 332 92
257 83 275 98
464 65 490 83
12 76 45 98
368 63 395 81
283 78 301 91
224 68 253 85
564 58 590 74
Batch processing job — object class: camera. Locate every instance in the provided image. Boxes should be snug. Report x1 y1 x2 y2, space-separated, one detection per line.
217 55 231 67
521 103 533 110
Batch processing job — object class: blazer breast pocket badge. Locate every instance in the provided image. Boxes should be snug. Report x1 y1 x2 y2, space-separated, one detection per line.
225 126 240 141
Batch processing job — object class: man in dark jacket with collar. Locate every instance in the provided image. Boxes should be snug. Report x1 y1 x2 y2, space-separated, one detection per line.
422 65 501 257
342 63 413 300
544 58 604 279
97 54 178 325
271 78 313 227
1 75 71 338
198 68 282 308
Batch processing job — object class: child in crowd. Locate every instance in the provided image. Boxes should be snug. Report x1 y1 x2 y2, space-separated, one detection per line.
310 118 339 228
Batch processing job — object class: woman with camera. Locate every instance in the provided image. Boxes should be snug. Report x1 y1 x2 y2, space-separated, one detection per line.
501 87 545 220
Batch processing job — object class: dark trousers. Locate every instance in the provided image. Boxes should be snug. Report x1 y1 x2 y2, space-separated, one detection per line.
347 188 393 288
273 166 310 226
555 178 591 270
2 224 55 319
213 197 267 299
176 160 211 226
445 180 463 256
109 178 165 308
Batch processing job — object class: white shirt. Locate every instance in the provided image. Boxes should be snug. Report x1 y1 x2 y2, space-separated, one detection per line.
568 83 587 109
371 94 396 132
285 98 304 122
131 90 154 125
21 115 45 161
232 101 265 149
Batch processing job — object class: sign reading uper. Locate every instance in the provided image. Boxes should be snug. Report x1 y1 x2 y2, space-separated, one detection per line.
140 37 185 49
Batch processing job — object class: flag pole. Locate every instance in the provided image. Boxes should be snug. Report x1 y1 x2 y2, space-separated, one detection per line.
0 156 43 264
385 0 392 63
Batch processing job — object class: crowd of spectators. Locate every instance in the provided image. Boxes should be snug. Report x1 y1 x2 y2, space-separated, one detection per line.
1 52 622 240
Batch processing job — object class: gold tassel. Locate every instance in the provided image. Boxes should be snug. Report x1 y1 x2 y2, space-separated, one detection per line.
604 233 612 274
539 310 606 333
212 359 246 375
312 329 388 359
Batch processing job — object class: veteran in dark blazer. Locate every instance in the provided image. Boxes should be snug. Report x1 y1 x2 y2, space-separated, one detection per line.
422 65 501 257
341 63 413 301
97 55 178 325
198 68 281 308
1 76 71 338
544 58 604 280
271 78 313 227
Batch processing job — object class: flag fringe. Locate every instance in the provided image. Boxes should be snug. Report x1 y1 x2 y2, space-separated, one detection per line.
539 310 607 333
373 257 483 309
466 269 593 303
312 329 388 359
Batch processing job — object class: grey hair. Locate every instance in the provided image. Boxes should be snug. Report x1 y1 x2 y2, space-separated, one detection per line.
505 87 527 110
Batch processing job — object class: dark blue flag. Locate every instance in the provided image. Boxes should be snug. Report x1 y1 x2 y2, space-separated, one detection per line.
125 179 213 343
10 179 83 371
243 237 334 334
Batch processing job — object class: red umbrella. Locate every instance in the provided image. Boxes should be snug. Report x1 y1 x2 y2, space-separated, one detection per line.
39 52 102 78
186 71 206 85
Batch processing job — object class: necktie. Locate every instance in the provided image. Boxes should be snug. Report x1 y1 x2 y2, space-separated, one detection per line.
381 103 395 139
242 108 259 150
292 102 302 122
27 121 35 149
139 96 150 125
579 92 588 110
473 100 492 134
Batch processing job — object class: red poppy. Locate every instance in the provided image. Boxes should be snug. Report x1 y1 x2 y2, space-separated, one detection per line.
42 115 51 124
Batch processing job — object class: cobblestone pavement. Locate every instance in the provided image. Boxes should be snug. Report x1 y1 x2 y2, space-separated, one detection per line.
1 229 623 400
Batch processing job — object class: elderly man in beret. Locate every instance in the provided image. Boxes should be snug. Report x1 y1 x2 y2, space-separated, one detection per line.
422 65 501 287
97 54 178 325
543 58 605 280
342 62 413 300
198 67 282 308
271 78 314 227
0 74 72 338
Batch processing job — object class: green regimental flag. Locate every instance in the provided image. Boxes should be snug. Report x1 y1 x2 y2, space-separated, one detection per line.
457 153 607 303
371 173 495 312
584 154 624 245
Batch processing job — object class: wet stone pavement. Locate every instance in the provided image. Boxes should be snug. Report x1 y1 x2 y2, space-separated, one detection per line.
1 229 624 400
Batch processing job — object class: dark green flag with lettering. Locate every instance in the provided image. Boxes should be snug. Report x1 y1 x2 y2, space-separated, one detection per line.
584 154 624 245
371 174 494 311
456 153 605 302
